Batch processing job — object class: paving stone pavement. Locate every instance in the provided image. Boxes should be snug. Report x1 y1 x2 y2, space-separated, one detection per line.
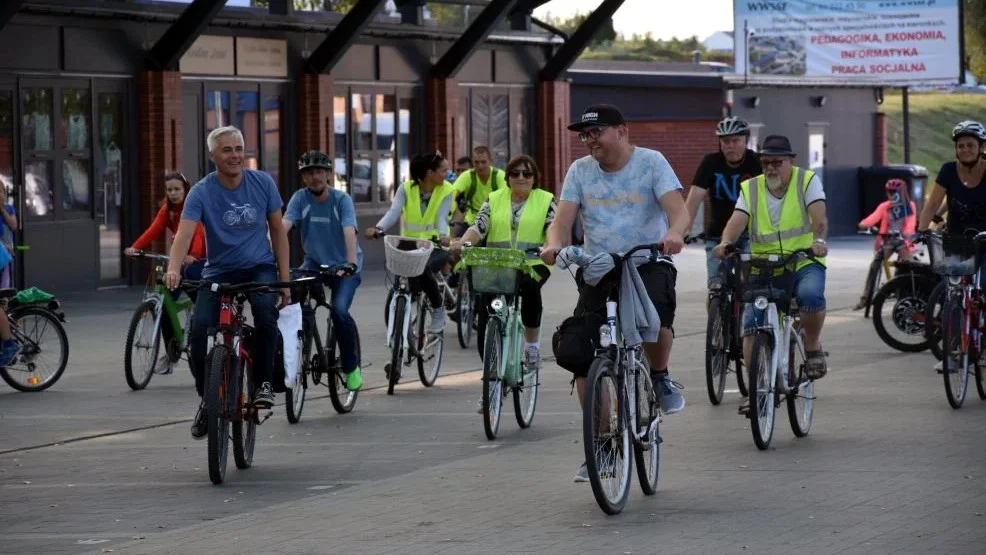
0 238 984 555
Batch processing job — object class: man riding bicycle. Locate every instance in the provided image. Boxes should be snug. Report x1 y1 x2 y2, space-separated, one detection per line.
685 117 762 289
451 146 507 238
540 103 689 482
713 135 830 381
283 150 363 392
165 125 292 440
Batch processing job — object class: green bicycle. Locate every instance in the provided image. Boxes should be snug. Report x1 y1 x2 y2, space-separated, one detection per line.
123 251 197 390
458 245 542 440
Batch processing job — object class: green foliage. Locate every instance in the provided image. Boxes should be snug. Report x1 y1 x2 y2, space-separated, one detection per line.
966 0 986 82
883 92 986 172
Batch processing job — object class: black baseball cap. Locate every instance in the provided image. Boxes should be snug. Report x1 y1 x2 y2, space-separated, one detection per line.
759 135 796 157
568 104 626 131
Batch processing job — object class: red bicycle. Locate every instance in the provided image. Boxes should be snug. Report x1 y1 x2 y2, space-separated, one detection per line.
187 277 312 485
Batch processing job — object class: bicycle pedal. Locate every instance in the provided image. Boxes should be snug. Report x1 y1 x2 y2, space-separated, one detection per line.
738 403 752 417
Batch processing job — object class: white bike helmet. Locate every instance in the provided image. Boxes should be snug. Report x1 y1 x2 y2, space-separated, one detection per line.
716 116 751 137
951 120 986 142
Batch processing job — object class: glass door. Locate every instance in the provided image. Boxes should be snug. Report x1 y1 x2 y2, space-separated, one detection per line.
94 81 127 283
0 86 18 288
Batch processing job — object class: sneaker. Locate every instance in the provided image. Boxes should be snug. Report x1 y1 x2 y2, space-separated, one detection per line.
522 345 541 370
190 401 207 440
253 381 275 409
345 367 362 391
0 339 19 367
573 462 589 483
476 399 484 414
653 372 686 415
429 306 446 334
934 360 943 374
154 353 173 375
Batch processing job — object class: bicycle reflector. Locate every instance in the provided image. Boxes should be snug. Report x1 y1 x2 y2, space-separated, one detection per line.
754 296 769 310
490 298 504 311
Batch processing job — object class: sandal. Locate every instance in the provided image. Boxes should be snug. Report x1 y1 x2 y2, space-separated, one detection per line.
805 349 828 380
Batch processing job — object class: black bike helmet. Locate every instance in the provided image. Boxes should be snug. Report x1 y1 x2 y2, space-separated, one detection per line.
298 150 333 172
715 116 751 137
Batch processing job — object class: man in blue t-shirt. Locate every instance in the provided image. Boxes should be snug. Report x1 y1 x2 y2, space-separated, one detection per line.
164 125 292 440
284 150 363 392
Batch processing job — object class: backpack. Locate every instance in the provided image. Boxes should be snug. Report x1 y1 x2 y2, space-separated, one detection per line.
466 168 501 208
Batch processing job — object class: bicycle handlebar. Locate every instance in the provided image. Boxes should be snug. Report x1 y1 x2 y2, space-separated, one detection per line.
181 277 316 295
292 263 357 278
458 242 542 255
129 250 171 262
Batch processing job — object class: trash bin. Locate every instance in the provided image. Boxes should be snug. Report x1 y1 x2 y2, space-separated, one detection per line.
857 164 930 221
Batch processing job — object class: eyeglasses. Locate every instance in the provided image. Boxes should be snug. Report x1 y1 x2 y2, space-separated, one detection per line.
508 169 534 179
578 126 609 143
760 159 787 169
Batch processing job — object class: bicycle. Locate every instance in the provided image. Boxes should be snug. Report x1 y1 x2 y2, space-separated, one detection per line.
557 242 663 516
456 244 542 440
187 276 312 485
0 287 69 392
926 231 986 409
384 260 472 350
378 233 447 395
123 251 198 390
686 233 749 405
284 265 362 422
735 247 818 450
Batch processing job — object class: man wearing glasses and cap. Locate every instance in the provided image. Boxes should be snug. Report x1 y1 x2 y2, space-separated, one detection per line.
542 104 690 482
713 135 830 382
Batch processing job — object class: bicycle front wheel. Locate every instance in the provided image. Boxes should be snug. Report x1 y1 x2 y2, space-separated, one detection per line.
748 331 776 450
206 345 232 484
583 356 632 515
513 352 539 429
285 326 309 424
482 318 503 440
634 421 659 496
123 299 161 391
456 280 473 348
871 277 934 353
1 307 70 392
941 296 970 409
417 299 444 387
232 357 256 469
786 322 813 437
705 295 728 405
386 295 406 396
328 319 360 414
925 280 946 361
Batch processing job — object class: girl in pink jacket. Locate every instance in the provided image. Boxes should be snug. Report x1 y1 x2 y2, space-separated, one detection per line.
854 178 917 310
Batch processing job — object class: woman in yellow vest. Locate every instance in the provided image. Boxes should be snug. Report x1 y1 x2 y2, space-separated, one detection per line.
452 155 555 368
367 151 454 334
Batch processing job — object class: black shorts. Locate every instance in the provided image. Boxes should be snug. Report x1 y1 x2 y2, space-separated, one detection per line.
574 262 677 331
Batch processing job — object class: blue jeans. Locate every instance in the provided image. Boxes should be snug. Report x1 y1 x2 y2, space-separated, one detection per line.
705 235 750 288
743 263 826 334
190 265 279 398
307 272 362 373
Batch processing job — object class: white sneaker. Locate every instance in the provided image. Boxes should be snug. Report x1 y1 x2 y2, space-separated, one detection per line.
522 345 541 370
429 306 446 334
154 353 173 375
934 360 943 374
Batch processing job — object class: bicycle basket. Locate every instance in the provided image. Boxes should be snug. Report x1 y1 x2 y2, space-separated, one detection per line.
928 234 979 276
456 247 534 295
739 253 796 309
383 235 434 277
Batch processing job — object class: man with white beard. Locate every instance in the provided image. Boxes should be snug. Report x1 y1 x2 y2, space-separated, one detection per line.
713 135 830 381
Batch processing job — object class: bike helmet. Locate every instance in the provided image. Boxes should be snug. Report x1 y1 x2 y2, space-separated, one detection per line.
298 150 333 172
715 116 751 137
951 120 986 143
885 178 906 192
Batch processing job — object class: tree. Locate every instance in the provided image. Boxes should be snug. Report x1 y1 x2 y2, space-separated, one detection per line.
543 11 616 47
966 0 986 82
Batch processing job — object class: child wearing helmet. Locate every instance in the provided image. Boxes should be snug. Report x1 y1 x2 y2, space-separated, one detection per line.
854 178 918 310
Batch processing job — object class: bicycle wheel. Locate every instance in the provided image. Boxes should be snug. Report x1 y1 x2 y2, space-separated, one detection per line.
386 295 406 396
975 358 986 400
705 296 728 405
748 331 776 450
633 361 659 496
583 356 632 515
925 280 946 361
482 317 503 440
123 299 161 391
0 307 70 392
232 358 256 469
328 319 360 414
456 279 474 349
786 322 813 437
513 322 539 429
863 262 882 319
941 296 970 409
383 287 394 327
871 277 935 353
285 326 309 424
417 299 444 387
206 345 232 484
731 299 748 397
633 424 659 496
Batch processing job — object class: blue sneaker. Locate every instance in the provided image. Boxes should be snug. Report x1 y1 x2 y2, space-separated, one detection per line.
0 339 19 367
653 372 685 415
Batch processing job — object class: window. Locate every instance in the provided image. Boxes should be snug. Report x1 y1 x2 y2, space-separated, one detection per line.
333 95 348 193
398 97 413 186
201 85 281 184
235 91 260 169
375 94 396 202
262 95 280 187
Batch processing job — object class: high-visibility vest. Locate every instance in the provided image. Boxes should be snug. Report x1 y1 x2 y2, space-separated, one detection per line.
485 187 553 272
739 166 826 271
460 168 502 224
402 180 452 240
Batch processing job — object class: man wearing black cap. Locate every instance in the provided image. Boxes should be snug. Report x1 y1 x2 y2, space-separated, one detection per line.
713 135 830 382
542 103 690 480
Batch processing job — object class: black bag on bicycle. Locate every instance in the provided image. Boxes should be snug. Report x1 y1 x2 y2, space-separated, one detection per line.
551 310 605 377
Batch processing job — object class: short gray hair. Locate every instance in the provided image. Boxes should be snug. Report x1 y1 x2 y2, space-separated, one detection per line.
207 126 245 153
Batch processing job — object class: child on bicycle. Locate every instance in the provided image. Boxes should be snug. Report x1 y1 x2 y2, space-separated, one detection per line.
366 151 453 334
854 178 917 310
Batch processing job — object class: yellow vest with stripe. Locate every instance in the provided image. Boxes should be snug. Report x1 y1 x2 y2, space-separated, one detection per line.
739 167 825 270
402 180 452 240
486 188 553 272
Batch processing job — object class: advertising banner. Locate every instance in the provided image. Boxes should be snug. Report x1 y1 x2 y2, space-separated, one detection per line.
733 0 961 84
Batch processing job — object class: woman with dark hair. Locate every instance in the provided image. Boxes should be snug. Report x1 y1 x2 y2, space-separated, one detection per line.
367 151 454 334
452 154 555 367
125 172 207 280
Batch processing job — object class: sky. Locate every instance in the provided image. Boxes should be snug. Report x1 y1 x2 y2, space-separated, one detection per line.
532 0 735 41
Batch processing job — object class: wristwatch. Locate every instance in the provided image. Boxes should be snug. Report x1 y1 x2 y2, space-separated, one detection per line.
813 238 827 245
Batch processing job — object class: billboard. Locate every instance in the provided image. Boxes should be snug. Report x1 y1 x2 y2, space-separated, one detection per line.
733 0 961 84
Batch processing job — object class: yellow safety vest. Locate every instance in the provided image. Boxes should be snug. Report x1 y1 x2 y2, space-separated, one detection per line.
739 167 826 270
402 180 452 240
455 168 503 224
486 188 553 271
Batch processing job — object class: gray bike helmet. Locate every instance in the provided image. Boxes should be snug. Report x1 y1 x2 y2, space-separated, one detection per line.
951 120 986 142
298 150 333 172
716 116 751 137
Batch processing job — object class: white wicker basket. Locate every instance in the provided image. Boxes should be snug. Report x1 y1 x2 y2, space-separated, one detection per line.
384 235 434 277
